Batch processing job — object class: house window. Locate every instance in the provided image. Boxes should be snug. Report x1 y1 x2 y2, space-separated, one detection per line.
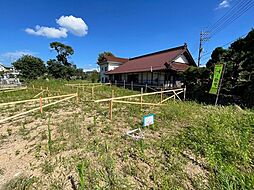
101 67 104 71
105 66 108 71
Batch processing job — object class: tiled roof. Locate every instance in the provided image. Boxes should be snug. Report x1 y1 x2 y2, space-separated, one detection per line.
106 44 195 74
103 55 129 63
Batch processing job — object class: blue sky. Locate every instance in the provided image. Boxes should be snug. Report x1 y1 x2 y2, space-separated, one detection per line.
0 0 253 70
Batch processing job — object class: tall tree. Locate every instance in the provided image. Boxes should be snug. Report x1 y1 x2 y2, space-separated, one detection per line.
50 42 74 66
13 55 46 79
48 42 76 79
97 52 114 64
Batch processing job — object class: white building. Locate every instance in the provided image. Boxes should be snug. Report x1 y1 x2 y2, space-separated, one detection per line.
0 64 9 72
0 64 20 85
97 55 129 82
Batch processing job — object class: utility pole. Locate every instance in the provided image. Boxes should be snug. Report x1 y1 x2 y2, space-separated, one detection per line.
197 31 210 67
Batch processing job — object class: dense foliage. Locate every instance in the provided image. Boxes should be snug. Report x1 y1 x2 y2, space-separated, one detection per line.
12 55 46 79
97 51 114 64
182 28 254 107
11 42 99 81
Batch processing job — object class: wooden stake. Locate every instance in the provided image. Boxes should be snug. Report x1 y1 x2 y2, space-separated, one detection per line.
0 93 77 107
113 100 165 106
140 88 143 110
76 87 79 103
124 80 126 89
184 86 186 101
92 86 94 100
109 90 114 121
0 95 77 124
40 97 43 113
145 84 147 92
95 88 183 103
160 88 163 103
131 81 133 90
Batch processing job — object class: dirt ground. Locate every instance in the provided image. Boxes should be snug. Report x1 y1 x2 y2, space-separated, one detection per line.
0 101 84 189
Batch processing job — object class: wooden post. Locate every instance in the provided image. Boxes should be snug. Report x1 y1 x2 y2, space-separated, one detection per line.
140 88 143 110
40 97 43 113
109 90 114 121
145 84 147 92
124 80 126 89
115 80 117 86
160 88 163 103
92 86 94 100
131 81 133 90
76 88 79 103
40 86 42 90
183 86 186 101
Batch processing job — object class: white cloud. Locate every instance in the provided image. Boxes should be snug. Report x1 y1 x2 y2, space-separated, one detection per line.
83 68 99 72
25 15 88 38
1 50 36 63
56 15 88 36
216 0 231 10
25 25 67 38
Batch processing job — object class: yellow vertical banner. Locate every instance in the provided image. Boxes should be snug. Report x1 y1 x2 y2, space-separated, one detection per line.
209 64 224 95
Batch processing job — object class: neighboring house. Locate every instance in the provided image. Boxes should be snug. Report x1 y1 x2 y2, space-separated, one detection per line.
102 44 196 88
0 64 20 85
97 55 129 83
0 64 10 72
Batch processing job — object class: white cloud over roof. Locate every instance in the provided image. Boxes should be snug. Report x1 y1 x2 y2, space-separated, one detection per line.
25 15 88 38
56 15 88 36
25 25 68 38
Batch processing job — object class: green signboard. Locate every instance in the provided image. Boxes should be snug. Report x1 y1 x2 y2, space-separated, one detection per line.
209 64 224 95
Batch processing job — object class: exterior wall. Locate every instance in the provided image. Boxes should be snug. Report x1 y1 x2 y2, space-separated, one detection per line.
174 54 189 64
99 63 108 82
99 61 122 82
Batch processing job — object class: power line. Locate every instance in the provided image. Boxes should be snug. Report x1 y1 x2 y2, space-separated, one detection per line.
207 0 245 32
202 32 248 58
196 0 254 66
209 0 254 37
194 32 249 63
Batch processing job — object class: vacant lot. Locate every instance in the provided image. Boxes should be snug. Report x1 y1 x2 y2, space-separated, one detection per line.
0 80 253 190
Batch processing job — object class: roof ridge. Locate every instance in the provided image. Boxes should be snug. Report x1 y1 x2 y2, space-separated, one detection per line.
130 44 186 60
104 55 128 59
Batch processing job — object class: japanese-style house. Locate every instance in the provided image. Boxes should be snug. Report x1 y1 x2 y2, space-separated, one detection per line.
97 44 196 88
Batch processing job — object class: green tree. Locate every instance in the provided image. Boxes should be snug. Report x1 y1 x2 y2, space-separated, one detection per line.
97 52 114 64
48 42 77 79
47 59 76 79
50 42 74 66
13 55 46 79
